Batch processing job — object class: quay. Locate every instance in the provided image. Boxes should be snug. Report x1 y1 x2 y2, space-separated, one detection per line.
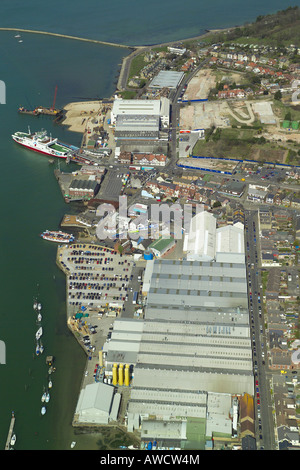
4 412 15 450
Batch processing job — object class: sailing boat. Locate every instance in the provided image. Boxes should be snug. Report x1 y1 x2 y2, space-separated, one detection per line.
39 342 44 354
36 342 40 356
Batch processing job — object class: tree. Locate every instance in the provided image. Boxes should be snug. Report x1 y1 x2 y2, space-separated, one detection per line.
274 90 282 101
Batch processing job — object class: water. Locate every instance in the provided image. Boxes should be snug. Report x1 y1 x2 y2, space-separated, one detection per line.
1 0 300 45
0 0 300 451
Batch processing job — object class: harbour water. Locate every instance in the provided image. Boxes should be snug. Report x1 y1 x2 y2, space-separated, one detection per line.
1 0 300 451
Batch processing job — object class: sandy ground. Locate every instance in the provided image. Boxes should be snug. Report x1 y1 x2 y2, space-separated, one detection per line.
183 69 216 101
180 101 231 129
63 101 103 133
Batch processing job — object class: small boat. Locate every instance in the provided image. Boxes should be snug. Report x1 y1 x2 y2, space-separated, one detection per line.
18 40 23 43
39 342 44 354
36 342 40 355
45 393 50 403
71 442 76 449
48 380 52 389
33 301 38 310
41 392 46 402
37 303 42 311
41 407 46 415
10 434 16 446
36 327 43 340
37 312 42 322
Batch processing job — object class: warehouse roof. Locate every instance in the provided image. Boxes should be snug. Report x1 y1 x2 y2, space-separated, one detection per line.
149 70 185 89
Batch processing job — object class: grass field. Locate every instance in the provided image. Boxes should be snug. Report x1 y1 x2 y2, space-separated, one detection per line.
193 127 287 162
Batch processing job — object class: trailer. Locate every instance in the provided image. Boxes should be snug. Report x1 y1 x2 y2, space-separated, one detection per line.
133 291 138 305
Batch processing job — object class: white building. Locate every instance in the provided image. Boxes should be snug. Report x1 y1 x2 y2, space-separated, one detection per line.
111 98 170 130
215 223 245 264
75 382 121 424
183 211 245 263
183 211 216 261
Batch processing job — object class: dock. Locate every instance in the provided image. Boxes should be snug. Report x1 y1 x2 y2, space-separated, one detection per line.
4 412 15 450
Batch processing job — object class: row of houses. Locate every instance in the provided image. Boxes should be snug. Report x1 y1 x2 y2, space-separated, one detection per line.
209 55 293 82
247 184 300 208
118 151 167 167
258 207 297 268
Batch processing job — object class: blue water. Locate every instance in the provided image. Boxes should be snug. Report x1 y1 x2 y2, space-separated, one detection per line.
0 0 300 451
1 0 300 45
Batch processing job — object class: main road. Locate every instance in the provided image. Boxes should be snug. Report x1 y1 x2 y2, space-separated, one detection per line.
245 209 277 450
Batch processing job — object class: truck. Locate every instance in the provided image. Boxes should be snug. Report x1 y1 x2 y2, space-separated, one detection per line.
133 291 138 305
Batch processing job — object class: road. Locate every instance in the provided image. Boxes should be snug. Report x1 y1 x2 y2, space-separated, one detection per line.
245 209 277 450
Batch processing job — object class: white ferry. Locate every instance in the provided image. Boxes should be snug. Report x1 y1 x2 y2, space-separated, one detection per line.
12 128 72 158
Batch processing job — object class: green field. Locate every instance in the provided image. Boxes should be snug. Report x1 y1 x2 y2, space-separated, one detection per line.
193 127 287 162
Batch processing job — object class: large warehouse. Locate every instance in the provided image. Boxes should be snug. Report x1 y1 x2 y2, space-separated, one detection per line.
102 254 253 448
111 97 170 129
183 211 245 263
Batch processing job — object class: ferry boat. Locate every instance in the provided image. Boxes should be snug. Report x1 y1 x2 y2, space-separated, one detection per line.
12 128 72 158
41 230 75 243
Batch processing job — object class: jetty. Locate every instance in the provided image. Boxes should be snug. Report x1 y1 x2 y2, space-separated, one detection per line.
4 412 15 450
0 28 136 50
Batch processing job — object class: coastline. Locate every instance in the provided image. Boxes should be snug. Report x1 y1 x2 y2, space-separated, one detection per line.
62 26 231 130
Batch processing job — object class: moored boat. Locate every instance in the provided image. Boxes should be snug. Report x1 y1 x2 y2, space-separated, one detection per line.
41 406 46 415
36 327 43 340
12 129 72 159
40 230 75 243
10 434 16 446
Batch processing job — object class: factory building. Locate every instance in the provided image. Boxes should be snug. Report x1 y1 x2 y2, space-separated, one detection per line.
99 212 253 448
148 70 185 90
111 98 170 132
74 382 121 425
183 211 245 263
114 114 160 140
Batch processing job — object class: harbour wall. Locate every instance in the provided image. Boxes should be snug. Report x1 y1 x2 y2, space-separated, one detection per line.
0 28 136 50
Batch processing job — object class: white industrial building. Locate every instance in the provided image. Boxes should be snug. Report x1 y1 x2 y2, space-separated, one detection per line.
74 382 121 425
183 211 245 263
111 97 170 130
99 216 253 448
183 211 216 261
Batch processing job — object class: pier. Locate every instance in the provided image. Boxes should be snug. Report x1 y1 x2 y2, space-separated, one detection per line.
0 28 137 50
4 412 15 450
